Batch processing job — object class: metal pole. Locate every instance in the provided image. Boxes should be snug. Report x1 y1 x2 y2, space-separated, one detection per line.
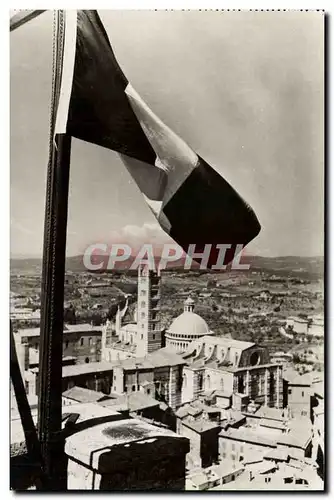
37 10 71 490
10 323 44 489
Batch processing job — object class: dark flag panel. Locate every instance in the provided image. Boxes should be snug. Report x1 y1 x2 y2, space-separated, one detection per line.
67 11 156 164
59 10 261 267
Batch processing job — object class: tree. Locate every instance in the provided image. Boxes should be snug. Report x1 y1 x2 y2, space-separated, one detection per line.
64 304 76 324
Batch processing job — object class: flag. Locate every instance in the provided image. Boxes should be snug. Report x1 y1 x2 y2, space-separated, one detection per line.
55 10 261 268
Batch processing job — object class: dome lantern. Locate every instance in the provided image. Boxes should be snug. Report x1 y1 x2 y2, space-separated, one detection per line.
184 296 195 313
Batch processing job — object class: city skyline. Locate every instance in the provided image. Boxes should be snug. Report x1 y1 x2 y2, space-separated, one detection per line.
10 10 324 258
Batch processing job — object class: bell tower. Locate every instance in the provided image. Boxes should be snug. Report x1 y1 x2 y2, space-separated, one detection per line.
136 265 162 357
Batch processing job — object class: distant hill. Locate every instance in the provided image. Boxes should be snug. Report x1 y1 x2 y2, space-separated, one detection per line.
10 254 324 279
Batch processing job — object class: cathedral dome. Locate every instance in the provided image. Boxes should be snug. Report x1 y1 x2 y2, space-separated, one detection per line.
168 311 210 336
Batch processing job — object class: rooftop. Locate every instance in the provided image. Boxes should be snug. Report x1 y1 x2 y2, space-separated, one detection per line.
62 386 110 403
283 369 315 386
120 323 137 332
99 392 160 412
197 335 255 350
181 417 220 434
31 361 114 377
254 406 286 422
220 428 277 448
147 347 187 368
65 413 187 469
17 323 103 338
168 311 212 337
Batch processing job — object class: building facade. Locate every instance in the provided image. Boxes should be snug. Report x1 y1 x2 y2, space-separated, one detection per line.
181 336 283 408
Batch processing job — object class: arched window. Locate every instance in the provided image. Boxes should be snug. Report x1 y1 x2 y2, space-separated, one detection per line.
206 374 211 390
183 374 187 388
198 373 203 391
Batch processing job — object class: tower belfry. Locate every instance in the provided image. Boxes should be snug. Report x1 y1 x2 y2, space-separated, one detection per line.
136 265 162 357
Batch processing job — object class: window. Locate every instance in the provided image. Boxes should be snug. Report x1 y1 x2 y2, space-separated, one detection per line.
222 453 226 459
141 312 145 318
141 334 143 340
238 375 245 394
301 391 305 397
141 290 146 296
89 337 92 346
288 388 292 395
231 454 236 461
35 343 38 350
80 338 84 346
153 334 156 340
85 357 89 363
198 373 203 390
132 385 136 392
65 341 69 349
147 389 150 395
114 375 116 381
231 443 235 451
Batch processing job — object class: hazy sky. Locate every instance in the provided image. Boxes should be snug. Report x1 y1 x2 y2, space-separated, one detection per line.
10 10 324 258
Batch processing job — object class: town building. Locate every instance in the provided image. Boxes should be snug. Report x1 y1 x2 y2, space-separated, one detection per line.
64 404 190 490
286 315 324 342
111 347 186 410
27 361 115 396
283 369 314 419
11 397 190 491
15 323 103 369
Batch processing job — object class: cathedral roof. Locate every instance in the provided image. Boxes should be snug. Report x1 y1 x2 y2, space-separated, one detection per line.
199 335 255 350
168 311 212 337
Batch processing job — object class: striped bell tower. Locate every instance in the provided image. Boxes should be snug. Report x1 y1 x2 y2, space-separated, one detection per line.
136 265 162 357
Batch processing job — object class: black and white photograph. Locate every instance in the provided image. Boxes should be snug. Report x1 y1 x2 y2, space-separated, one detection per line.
10 9 324 491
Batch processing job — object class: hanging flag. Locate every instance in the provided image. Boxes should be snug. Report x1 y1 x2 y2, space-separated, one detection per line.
55 10 260 268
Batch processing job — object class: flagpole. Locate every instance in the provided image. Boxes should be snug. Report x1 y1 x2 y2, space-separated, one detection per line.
37 10 71 490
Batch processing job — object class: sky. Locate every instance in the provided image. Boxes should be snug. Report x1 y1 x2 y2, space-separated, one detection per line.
10 10 324 258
